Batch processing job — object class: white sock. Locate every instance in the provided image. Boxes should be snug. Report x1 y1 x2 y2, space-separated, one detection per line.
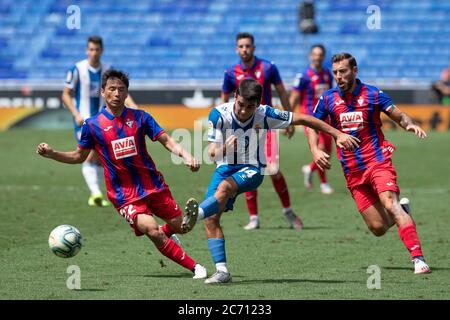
82 162 101 195
250 215 259 222
216 262 228 273
95 164 104 185
198 207 205 220
282 207 291 214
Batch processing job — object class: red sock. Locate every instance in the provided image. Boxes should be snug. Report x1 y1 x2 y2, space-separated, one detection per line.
398 223 423 259
245 190 258 216
310 161 318 172
157 238 196 271
317 167 328 184
161 224 175 238
271 172 290 208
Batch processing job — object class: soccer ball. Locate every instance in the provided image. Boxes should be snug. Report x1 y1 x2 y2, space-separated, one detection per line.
48 225 83 258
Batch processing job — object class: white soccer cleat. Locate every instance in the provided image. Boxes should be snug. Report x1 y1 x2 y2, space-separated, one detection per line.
302 165 313 189
204 271 232 284
320 183 334 195
193 264 208 279
413 257 431 274
243 217 260 230
284 210 303 230
400 197 411 215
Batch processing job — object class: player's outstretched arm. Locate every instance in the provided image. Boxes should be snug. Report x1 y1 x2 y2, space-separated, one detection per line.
36 143 90 164
291 113 360 151
387 106 427 138
156 133 200 172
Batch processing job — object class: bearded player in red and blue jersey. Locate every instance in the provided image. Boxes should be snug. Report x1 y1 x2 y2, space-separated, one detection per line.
36 70 208 279
222 32 302 231
290 44 334 194
308 53 430 274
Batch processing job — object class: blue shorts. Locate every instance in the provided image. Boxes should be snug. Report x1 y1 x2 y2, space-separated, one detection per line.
205 164 264 212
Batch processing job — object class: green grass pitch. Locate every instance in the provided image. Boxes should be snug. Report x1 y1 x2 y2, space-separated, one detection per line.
0 128 449 299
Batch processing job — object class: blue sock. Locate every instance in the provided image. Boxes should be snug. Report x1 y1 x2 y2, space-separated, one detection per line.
199 196 220 219
207 238 226 264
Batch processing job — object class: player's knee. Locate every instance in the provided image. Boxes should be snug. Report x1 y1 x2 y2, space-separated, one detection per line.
382 197 400 216
216 182 234 198
368 224 387 237
146 228 165 242
204 215 220 230
267 164 279 176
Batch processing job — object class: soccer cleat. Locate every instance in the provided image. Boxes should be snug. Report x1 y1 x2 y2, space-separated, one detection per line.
284 209 303 230
413 256 431 274
400 197 411 215
193 264 208 279
243 217 260 230
320 183 334 195
88 193 111 207
302 165 313 189
181 198 199 232
204 271 232 284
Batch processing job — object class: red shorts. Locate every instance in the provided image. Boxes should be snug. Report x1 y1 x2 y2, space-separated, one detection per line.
304 127 333 152
345 159 400 213
117 189 182 236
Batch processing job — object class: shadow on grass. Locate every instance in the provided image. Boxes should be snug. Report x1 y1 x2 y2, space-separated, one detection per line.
73 289 106 292
142 273 246 279
232 278 359 285
261 226 333 231
381 266 450 271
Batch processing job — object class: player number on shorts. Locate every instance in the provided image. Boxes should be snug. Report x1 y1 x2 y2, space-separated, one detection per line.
238 167 257 179
119 205 136 225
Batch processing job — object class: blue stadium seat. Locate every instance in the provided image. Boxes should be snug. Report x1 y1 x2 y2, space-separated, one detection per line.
0 0 448 82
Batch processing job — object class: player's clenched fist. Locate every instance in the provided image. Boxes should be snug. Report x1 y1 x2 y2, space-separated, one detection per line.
36 143 54 158
335 133 360 151
224 135 238 153
185 157 200 172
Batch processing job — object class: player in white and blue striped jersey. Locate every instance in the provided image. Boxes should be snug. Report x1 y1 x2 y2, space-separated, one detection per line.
181 78 360 284
61 36 138 207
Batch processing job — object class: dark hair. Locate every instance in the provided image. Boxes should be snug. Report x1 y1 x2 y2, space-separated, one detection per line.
87 36 103 48
101 69 129 89
310 44 326 55
332 52 357 68
236 32 254 45
236 78 262 104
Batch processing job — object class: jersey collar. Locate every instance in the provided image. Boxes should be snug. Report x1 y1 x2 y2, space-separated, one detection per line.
85 59 102 73
101 106 128 120
231 107 255 128
239 56 259 71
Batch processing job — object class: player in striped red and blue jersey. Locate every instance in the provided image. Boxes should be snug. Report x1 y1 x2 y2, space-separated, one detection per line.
61 36 138 208
222 32 302 231
38 70 207 279
290 44 334 194
308 53 431 274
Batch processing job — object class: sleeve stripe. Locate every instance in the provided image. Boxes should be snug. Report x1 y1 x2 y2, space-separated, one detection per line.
151 130 165 141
